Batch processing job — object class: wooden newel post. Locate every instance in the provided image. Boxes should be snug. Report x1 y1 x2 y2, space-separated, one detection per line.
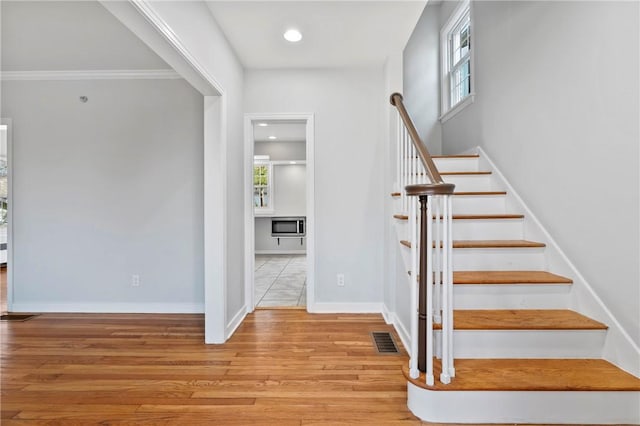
417 194 429 372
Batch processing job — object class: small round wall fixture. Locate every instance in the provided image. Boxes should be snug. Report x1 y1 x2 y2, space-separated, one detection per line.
79 96 88 103
283 29 302 43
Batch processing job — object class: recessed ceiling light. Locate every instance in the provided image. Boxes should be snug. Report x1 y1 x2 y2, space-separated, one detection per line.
257 123 268 127
268 136 277 140
289 161 297 164
284 29 302 43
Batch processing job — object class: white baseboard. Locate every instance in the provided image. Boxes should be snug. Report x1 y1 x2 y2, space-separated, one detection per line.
382 303 411 354
382 303 394 324
225 305 247 339
255 250 306 255
393 315 411 354
10 302 204 314
308 302 382 314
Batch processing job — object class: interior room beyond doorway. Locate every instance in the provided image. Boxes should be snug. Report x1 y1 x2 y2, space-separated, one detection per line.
252 119 307 309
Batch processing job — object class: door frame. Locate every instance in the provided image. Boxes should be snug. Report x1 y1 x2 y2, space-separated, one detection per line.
1 119 13 311
244 113 315 312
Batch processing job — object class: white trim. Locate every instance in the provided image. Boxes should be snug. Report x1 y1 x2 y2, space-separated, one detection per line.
308 302 382 314
253 161 274 215
440 0 474 118
123 1 229 344
255 250 306 255
383 305 411 354
204 95 227 344
10 302 204 314
477 146 640 376
0 69 181 81
270 160 307 165
407 385 640 424
381 302 394 324
225 305 247 338
244 113 315 314
0 120 12 312
128 0 224 95
439 93 474 123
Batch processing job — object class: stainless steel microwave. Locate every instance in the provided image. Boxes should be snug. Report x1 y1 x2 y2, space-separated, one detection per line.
271 217 305 237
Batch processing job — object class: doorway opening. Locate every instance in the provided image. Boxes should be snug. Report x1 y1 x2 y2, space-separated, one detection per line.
0 120 12 314
244 114 315 312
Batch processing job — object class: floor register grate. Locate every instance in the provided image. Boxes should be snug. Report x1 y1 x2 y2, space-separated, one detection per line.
0 314 38 322
371 331 399 354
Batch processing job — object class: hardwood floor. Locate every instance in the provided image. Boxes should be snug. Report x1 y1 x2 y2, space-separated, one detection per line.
1 310 419 425
0 310 622 425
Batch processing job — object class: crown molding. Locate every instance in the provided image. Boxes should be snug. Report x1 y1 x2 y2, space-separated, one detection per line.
0 69 182 81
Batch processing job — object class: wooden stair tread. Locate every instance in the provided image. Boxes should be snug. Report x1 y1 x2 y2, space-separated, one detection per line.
404 358 640 391
454 270 573 284
436 309 607 330
394 214 524 221
441 171 491 175
432 154 480 159
455 240 545 248
454 191 506 196
415 171 491 176
407 270 573 285
400 240 546 249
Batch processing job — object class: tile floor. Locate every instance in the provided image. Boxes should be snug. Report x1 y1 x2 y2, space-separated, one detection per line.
255 254 306 307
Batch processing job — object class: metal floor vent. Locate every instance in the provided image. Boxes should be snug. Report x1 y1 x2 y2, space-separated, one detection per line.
371 331 399 354
0 314 38 322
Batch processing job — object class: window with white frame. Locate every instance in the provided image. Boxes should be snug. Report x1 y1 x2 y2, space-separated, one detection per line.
441 0 473 120
253 157 274 214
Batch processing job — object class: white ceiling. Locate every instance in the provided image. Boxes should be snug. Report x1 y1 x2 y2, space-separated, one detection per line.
253 121 306 142
205 1 427 69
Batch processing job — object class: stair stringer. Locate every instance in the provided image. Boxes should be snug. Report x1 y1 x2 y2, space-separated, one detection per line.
476 146 640 377
407 383 640 425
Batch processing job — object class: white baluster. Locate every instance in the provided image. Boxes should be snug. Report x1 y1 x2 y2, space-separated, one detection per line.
425 196 434 386
400 124 407 212
433 196 442 325
396 112 400 195
440 194 452 385
447 194 455 379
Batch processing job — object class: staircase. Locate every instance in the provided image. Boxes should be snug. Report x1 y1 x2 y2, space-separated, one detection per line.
391 151 640 423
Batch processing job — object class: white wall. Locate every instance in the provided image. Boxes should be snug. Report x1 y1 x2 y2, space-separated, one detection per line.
402 4 442 155
383 51 404 327
273 165 306 216
1 1 169 71
436 1 639 346
2 78 204 312
137 1 246 335
255 217 307 253
255 141 306 161
255 163 307 253
245 68 385 308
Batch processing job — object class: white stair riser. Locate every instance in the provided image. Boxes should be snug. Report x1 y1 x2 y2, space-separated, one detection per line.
452 219 523 240
452 196 506 214
396 219 524 241
433 157 480 172
442 174 499 192
435 329 606 358
394 218 524 241
453 248 546 270
454 284 571 309
407 386 640 424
